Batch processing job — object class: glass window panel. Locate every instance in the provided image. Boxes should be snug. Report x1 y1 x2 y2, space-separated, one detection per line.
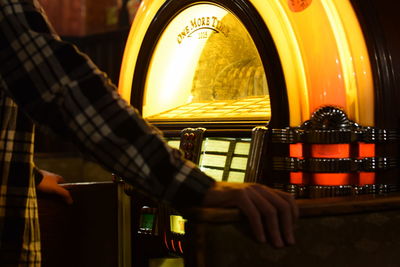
143 4 270 123
167 140 180 149
231 157 248 171
199 154 227 168
202 139 230 153
233 140 251 155
228 171 245 183
200 167 224 181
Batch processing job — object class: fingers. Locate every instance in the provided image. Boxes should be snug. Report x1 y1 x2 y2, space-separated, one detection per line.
202 181 298 248
247 187 284 247
252 185 297 246
237 189 266 243
274 189 300 221
53 186 73 205
37 170 73 204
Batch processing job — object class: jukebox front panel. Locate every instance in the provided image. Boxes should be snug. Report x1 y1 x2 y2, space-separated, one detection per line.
118 0 400 262
118 0 400 201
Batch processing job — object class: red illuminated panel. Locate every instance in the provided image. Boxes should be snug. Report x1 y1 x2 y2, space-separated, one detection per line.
290 143 376 186
290 143 304 184
359 143 376 185
311 144 351 185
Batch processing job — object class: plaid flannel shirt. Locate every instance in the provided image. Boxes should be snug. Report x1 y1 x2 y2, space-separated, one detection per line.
0 0 215 265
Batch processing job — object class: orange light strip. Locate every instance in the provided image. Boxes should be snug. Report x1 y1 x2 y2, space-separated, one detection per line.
253 0 309 126
332 0 374 126
118 0 166 102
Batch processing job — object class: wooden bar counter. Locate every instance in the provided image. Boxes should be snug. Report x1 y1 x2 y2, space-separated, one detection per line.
38 183 400 267
37 182 120 267
183 194 400 267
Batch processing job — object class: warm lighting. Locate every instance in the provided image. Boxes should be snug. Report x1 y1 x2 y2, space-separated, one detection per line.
248 0 374 126
311 144 352 185
119 0 376 188
119 3 270 123
333 0 374 126
119 0 166 102
359 143 376 185
143 4 270 121
120 0 373 126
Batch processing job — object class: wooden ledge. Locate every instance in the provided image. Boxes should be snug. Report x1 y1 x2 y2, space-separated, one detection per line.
184 193 400 223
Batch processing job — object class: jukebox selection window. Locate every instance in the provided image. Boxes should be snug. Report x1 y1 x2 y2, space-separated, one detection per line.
198 138 251 183
168 137 251 183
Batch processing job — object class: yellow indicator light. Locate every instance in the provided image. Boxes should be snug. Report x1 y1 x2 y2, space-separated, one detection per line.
170 215 186 235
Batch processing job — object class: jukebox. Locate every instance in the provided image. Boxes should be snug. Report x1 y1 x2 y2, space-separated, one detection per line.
117 0 400 263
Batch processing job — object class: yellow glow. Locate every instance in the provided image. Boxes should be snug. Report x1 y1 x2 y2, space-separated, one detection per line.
143 5 226 118
143 4 270 120
118 0 166 102
170 215 186 234
251 0 309 126
147 97 270 121
322 0 357 120
280 0 348 122
250 0 373 126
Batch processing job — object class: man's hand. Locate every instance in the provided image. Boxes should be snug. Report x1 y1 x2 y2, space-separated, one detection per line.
202 182 298 248
37 170 73 204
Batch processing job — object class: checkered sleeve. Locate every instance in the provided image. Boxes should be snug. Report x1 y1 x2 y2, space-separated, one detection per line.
33 165 43 186
0 0 215 208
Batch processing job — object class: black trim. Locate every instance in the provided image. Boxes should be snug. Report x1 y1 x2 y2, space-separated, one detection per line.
350 0 400 130
285 184 398 199
350 0 400 185
273 157 398 173
269 106 400 144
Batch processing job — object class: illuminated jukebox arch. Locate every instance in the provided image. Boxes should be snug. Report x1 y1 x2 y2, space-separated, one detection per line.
120 0 289 130
119 0 400 197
